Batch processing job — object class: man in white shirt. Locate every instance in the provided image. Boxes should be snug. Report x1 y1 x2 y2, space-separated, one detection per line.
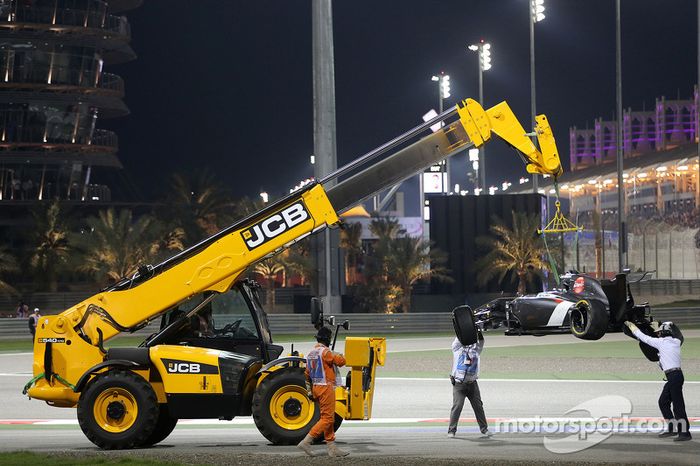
624 321 692 441
447 331 492 438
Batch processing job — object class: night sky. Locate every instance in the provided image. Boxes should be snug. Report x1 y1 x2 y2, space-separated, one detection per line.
105 0 699 200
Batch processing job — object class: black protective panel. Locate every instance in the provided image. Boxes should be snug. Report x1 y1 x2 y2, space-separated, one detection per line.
429 193 545 293
106 347 150 365
167 394 240 419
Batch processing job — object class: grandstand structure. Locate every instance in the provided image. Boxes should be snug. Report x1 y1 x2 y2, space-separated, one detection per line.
514 87 699 219
0 0 142 203
508 88 700 279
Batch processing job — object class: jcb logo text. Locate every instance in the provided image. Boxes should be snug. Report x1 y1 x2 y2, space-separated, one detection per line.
168 363 200 373
241 202 310 250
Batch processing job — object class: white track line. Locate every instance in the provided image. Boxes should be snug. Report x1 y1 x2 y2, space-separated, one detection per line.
379 377 700 384
1 418 698 428
3 372 698 384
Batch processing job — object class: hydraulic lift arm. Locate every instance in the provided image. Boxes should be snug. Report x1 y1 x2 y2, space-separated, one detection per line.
36 98 562 349
325 98 561 212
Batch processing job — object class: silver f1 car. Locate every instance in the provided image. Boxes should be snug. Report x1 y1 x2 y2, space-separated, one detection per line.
473 271 654 340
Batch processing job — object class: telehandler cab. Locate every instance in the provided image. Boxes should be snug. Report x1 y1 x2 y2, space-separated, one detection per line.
24 98 562 449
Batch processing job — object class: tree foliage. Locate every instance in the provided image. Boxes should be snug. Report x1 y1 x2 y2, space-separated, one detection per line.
0 245 19 295
352 216 450 313
339 222 363 285
475 211 549 295
254 256 286 308
164 169 235 244
386 236 452 313
30 201 70 292
72 209 184 286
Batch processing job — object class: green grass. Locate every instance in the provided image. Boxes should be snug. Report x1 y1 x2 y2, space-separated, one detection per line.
0 339 35 352
387 337 700 360
0 452 185 466
382 337 700 380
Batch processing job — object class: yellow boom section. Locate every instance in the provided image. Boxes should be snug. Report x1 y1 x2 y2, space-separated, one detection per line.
41 97 562 349
62 184 339 344
456 98 563 177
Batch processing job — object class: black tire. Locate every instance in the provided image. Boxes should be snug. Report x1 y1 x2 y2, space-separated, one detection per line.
452 305 478 345
252 367 320 445
139 404 178 447
633 321 660 362
312 415 344 444
570 300 607 340
334 413 343 431
77 370 159 450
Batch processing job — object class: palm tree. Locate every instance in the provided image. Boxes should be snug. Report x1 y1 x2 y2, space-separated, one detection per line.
475 211 549 295
73 209 184 285
281 240 315 286
367 216 402 282
164 169 235 244
254 257 285 308
370 216 401 244
0 245 19 295
30 201 70 292
351 217 402 312
233 196 266 222
386 237 452 313
340 222 363 285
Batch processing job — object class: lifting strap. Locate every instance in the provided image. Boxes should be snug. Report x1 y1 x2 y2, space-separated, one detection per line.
538 180 583 287
22 372 76 395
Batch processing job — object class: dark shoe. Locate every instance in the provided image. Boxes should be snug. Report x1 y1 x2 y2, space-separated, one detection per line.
674 434 692 442
658 431 677 438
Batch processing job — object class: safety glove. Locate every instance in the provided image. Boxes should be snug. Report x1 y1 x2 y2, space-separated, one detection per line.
305 379 314 400
624 321 639 333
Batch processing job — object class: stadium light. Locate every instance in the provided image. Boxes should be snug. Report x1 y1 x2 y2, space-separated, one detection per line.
468 40 492 190
531 0 545 23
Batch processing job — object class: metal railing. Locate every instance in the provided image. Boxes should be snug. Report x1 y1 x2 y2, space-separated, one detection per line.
0 65 124 96
0 1 130 39
0 123 118 149
99 73 124 94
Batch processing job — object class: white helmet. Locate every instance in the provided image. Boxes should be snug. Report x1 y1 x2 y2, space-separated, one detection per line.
657 321 674 337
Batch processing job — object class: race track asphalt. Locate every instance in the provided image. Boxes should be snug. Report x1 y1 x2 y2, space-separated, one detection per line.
0 334 698 464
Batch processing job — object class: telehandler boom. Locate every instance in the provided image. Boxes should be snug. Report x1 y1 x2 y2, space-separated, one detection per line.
25 98 562 449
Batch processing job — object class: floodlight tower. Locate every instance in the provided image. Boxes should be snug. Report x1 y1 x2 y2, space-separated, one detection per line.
431 72 451 189
468 40 491 190
530 0 545 194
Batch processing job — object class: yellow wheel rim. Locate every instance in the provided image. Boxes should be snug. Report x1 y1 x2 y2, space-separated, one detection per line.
93 388 138 433
269 385 315 430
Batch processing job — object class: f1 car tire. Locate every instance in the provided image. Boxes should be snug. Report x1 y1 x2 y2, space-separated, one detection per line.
452 305 478 346
570 300 607 340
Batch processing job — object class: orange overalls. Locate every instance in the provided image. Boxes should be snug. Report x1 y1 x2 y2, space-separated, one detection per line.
305 343 346 442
